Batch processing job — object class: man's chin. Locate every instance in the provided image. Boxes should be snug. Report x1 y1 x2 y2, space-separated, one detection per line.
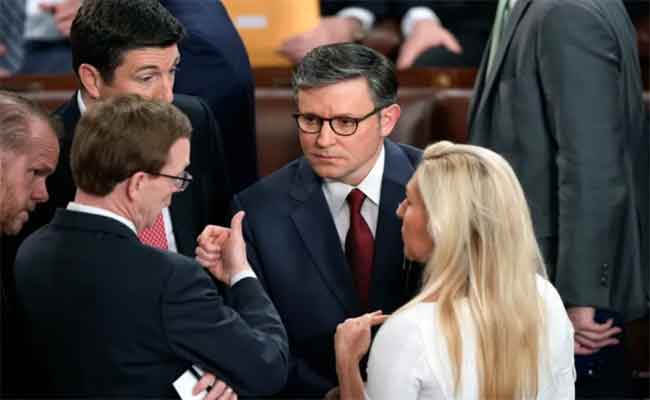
3 212 29 235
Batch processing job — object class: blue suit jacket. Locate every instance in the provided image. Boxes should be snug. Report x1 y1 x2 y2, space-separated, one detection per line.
161 0 258 193
232 140 422 395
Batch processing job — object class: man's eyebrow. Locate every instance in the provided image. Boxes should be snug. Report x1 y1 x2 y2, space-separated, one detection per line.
133 65 161 73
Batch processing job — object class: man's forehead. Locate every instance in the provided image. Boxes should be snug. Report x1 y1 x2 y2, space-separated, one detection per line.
119 45 180 69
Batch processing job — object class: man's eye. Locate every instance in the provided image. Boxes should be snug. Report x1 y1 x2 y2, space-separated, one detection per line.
302 115 320 124
336 118 356 127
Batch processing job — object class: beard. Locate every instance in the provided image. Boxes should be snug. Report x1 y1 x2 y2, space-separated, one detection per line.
0 185 29 236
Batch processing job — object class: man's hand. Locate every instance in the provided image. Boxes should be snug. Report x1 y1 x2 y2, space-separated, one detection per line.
195 211 251 284
278 17 363 63
192 372 238 400
396 19 462 69
335 311 388 365
196 224 230 282
39 0 81 37
567 306 621 355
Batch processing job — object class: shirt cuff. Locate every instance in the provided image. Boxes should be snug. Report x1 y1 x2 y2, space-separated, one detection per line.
336 7 375 32
402 7 440 37
230 268 257 286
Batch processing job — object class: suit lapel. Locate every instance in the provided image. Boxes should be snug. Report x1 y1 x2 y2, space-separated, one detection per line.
290 159 361 314
472 0 532 132
370 141 416 310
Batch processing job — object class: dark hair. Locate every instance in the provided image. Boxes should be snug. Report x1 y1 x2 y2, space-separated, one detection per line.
0 90 58 152
71 95 192 196
292 43 398 107
70 0 185 82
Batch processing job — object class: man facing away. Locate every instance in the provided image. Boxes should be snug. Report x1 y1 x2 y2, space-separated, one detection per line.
14 95 288 397
199 43 422 396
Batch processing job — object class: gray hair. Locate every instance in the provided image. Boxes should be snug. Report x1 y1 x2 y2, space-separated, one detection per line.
0 90 56 152
292 43 398 107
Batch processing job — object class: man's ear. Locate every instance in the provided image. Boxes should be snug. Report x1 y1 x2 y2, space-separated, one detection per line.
126 172 147 202
78 63 104 100
379 103 401 137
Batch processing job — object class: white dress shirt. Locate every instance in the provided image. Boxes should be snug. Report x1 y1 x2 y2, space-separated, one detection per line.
322 145 384 251
365 276 576 399
77 91 179 253
67 201 137 233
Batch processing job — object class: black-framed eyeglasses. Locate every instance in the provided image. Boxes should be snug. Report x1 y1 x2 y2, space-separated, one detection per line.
148 170 193 192
292 106 385 136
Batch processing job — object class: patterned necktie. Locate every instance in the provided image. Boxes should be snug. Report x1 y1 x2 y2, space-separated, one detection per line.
138 213 169 250
486 0 511 75
0 0 26 74
345 189 374 310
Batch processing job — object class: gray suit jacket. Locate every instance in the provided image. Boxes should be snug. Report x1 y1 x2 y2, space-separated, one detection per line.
468 0 647 321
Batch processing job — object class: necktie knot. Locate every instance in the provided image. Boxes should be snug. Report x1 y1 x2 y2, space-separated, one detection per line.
346 188 366 214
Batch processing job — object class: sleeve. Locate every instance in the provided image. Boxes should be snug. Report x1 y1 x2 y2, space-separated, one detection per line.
537 1 630 308
320 1 389 19
161 258 288 395
365 315 423 400
538 279 576 399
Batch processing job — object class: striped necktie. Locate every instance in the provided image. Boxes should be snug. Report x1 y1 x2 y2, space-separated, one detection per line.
0 0 26 74
486 0 511 75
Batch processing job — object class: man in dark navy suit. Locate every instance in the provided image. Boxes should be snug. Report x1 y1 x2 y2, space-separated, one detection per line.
14 95 287 397
207 43 422 396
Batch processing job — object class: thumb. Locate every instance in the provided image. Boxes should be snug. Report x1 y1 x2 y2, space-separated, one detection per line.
230 211 246 241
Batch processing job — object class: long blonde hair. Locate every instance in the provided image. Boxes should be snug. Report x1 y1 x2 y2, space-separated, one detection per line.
401 141 547 398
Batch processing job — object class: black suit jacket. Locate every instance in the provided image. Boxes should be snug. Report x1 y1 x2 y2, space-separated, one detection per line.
42 94 231 256
232 140 422 395
161 0 259 193
469 0 647 320
14 209 288 397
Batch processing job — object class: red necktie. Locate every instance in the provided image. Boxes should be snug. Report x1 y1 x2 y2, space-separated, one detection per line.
138 213 169 250
345 189 374 310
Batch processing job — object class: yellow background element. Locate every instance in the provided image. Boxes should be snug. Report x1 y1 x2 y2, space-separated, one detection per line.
222 0 321 67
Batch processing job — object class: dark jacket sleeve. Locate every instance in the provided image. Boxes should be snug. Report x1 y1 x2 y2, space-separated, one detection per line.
162 257 288 395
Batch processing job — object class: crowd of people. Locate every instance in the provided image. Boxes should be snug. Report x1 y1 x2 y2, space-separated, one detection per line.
0 0 647 399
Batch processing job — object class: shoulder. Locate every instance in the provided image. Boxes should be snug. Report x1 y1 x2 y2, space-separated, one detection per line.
172 94 213 122
535 0 617 32
374 304 430 351
235 158 305 207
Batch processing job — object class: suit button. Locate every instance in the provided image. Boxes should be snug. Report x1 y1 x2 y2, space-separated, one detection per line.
603 263 609 271
601 276 608 286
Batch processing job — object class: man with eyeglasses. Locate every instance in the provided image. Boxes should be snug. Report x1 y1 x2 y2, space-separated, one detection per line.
14 95 288 397
201 43 421 396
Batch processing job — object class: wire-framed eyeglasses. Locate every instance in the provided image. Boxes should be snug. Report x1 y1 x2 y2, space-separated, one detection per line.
292 106 385 136
148 170 193 192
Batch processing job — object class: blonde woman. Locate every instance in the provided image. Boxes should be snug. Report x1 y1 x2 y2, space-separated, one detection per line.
334 141 575 399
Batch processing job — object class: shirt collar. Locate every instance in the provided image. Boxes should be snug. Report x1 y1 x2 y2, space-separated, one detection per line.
67 202 137 234
322 144 385 213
